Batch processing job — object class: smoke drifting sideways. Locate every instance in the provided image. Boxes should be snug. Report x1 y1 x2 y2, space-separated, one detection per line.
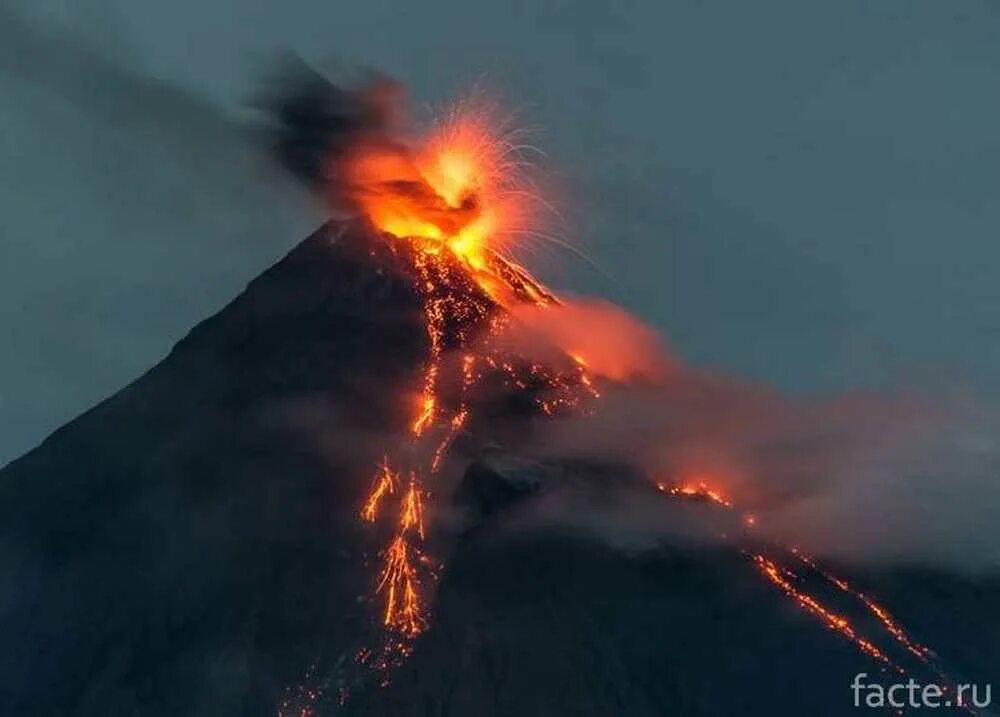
260 59 402 192
520 315 1000 570
0 7 321 466
498 298 675 384
259 61 1000 572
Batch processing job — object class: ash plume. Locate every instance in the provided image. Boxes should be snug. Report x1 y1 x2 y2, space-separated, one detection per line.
259 59 486 243
259 58 404 192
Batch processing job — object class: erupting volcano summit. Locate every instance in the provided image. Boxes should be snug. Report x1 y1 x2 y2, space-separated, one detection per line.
0 67 996 717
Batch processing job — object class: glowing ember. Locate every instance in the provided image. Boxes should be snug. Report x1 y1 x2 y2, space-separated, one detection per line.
399 478 425 540
752 554 900 671
360 459 396 523
350 93 601 683
377 535 426 636
276 664 326 717
411 392 436 436
791 551 931 662
660 474 943 678
667 481 734 508
347 101 517 272
342 97 558 309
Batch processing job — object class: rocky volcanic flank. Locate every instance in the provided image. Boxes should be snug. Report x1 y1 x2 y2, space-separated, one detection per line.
0 221 997 717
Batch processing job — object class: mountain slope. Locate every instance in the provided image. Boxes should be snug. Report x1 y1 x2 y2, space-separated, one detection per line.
0 220 427 715
0 220 997 716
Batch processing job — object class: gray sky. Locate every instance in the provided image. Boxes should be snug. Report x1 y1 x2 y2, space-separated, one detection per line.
2 0 999 465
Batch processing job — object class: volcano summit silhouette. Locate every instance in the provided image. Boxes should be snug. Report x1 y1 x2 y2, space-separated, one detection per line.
1 221 997 717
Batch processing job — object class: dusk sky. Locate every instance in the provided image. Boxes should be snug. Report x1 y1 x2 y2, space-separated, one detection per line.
2 0 999 465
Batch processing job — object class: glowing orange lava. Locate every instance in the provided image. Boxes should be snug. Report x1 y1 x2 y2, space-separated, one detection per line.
666 481 734 508
342 97 555 309
352 96 601 680
659 474 944 678
791 551 931 662
377 535 426 637
399 478 425 540
752 554 900 671
411 392 436 436
360 459 396 523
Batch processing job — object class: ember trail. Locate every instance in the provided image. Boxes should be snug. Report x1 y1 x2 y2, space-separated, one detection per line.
656 479 957 687
347 97 597 669
268 69 950 696
341 93 941 686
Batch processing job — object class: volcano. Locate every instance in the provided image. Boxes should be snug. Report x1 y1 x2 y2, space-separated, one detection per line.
0 219 997 716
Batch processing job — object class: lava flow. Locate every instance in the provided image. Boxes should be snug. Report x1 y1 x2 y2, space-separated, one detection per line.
752 554 898 671
350 89 938 688
350 96 598 672
261 69 973 713
659 477 943 680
